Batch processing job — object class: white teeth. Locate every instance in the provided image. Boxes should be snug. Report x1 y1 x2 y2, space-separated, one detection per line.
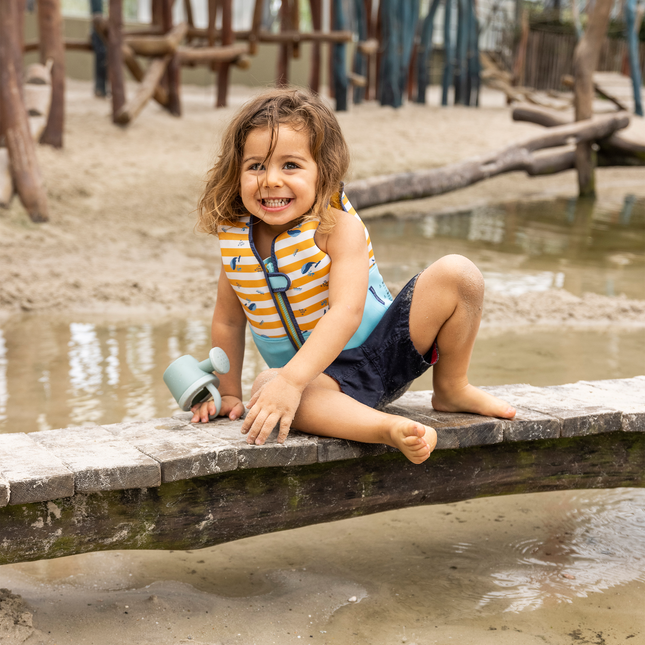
263 199 290 207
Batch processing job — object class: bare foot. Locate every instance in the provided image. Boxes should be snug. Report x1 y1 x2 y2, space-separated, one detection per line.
389 419 437 465
432 383 516 419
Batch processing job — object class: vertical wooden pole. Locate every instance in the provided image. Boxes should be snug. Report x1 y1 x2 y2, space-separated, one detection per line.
37 0 65 147
152 0 164 28
217 0 232 107
277 0 291 86
573 0 613 196
292 0 301 59
108 0 126 122
365 0 374 100
379 0 401 107
15 0 26 87
0 0 49 222
249 0 264 56
162 0 181 115
468 0 480 106
90 0 108 97
328 0 336 99
441 0 453 106
399 0 419 102
309 0 322 92
455 0 468 104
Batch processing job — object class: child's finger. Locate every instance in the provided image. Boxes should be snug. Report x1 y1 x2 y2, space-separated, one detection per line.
276 417 291 444
253 414 280 446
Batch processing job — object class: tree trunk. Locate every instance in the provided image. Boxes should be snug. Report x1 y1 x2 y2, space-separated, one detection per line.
37 0 65 147
108 0 126 122
0 0 49 221
572 0 614 196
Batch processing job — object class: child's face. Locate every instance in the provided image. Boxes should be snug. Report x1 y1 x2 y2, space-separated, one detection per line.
240 124 318 234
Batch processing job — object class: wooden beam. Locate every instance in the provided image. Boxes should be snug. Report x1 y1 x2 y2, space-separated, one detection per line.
161 0 181 116
24 39 93 52
37 0 65 148
115 55 172 125
249 0 264 55
124 22 188 57
308 0 322 92
177 43 249 64
122 43 169 106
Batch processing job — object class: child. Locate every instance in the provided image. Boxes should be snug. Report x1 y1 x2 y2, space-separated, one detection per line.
192 88 515 464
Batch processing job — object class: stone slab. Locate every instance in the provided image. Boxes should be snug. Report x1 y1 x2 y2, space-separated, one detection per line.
386 391 504 450
104 418 238 483
0 472 8 508
486 384 622 438
0 433 74 504
576 377 645 432
31 426 160 493
317 438 392 463
195 418 319 469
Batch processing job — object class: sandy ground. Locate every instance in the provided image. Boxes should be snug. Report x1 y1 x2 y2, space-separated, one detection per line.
1 80 644 326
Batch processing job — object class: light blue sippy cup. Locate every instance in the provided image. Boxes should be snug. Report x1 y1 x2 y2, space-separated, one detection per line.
163 347 230 416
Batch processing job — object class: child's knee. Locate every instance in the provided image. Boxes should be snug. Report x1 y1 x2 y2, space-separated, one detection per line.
431 254 484 297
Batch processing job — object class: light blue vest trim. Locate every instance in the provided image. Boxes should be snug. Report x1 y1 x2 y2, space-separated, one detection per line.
251 263 393 369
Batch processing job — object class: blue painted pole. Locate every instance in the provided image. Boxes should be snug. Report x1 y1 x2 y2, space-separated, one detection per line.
353 0 368 104
416 0 442 103
332 0 348 111
625 0 643 116
379 0 402 107
398 0 419 100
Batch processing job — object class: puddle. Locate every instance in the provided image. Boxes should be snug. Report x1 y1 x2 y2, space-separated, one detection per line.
368 195 645 299
0 315 643 435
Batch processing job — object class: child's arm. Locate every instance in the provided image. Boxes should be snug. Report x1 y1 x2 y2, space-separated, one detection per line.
191 266 247 423
242 211 369 444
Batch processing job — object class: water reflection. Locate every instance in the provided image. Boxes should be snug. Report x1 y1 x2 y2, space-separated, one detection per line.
369 195 645 299
0 316 643 435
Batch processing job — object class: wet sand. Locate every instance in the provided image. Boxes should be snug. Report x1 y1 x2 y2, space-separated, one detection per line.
2 489 644 644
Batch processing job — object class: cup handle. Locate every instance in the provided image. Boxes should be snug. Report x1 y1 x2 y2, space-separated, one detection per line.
205 382 222 418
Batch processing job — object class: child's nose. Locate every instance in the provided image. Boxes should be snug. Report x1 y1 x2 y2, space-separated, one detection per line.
263 165 283 187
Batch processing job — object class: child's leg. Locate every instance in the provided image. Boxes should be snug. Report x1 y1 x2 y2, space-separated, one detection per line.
250 370 437 464
409 254 515 418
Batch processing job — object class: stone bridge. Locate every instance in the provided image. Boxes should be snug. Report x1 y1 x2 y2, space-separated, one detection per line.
0 377 643 564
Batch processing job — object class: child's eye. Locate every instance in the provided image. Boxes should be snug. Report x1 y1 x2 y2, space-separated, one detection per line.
248 163 264 171
284 162 300 170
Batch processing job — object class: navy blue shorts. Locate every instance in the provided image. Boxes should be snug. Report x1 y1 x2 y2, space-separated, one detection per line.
323 274 439 410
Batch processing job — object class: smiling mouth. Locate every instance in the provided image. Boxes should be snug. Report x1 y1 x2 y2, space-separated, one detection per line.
261 198 292 208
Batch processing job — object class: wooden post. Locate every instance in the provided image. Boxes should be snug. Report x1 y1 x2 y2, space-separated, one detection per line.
416 0 441 103
455 0 468 104
441 0 454 106
108 0 126 122
309 0 322 92
277 0 291 86
467 0 480 106
162 0 181 115
90 1 108 97
37 0 65 147
0 0 49 222
353 0 367 104
399 0 419 102
216 0 232 107
572 0 613 197
365 0 375 100
379 0 401 106
249 0 264 56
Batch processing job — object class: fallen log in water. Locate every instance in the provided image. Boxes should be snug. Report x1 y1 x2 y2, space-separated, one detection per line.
0 377 643 564
345 112 630 210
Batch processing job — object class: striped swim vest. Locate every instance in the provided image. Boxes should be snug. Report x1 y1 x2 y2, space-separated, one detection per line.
218 190 393 368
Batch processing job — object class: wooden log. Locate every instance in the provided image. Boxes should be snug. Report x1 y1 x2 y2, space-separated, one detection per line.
24 39 93 52
124 22 188 56
0 0 49 221
345 112 630 210
114 55 172 125
177 43 249 64
108 0 126 123
184 26 353 44
37 0 65 148
183 0 195 44
122 43 169 106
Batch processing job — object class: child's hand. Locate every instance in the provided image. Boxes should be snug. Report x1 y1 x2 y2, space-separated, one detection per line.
242 373 302 445
190 395 245 423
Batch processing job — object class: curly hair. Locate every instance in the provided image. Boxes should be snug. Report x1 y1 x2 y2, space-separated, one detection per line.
197 87 350 236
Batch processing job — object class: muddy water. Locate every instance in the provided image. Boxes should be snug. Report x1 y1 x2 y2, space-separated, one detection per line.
1 198 644 643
